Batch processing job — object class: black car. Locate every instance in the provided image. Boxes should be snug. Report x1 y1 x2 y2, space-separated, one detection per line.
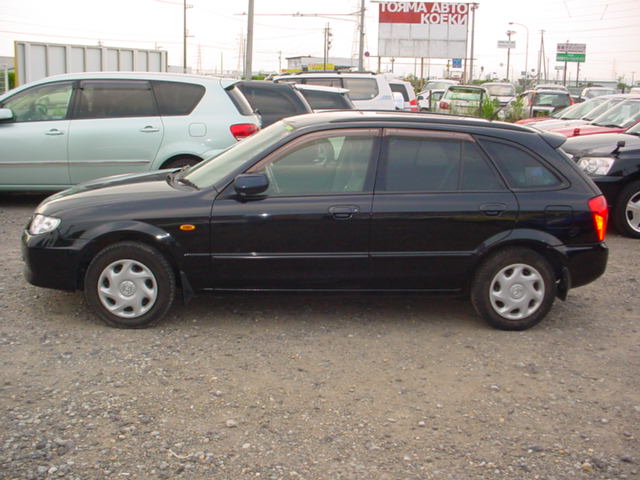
235 80 312 127
563 123 640 238
22 112 609 331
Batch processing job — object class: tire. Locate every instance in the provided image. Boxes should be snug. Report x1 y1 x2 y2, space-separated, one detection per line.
613 180 640 238
84 242 176 328
163 156 200 169
471 248 556 331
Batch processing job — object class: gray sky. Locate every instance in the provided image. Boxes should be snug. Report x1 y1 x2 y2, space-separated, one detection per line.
1 0 639 84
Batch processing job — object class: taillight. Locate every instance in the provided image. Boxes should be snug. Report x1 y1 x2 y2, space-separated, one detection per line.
230 123 259 140
440 101 449 110
409 98 418 111
588 195 608 241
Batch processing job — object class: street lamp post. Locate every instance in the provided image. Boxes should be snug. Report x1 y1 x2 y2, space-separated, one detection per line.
505 30 515 81
509 21 530 88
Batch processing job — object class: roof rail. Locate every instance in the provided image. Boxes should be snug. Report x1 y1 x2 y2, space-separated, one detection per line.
293 70 377 76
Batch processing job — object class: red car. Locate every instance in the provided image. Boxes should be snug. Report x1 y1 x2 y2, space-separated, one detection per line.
549 97 640 137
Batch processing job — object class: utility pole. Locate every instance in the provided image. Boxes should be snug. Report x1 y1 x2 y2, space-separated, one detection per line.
358 0 365 71
323 24 332 70
468 3 478 83
183 0 188 73
506 30 515 81
537 30 546 83
244 0 254 79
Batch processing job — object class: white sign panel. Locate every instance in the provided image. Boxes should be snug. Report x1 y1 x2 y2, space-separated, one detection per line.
378 2 470 59
497 41 516 49
557 43 586 54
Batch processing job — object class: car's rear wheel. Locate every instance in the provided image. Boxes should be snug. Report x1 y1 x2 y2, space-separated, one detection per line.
613 180 640 238
84 242 175 328
471 248 556 330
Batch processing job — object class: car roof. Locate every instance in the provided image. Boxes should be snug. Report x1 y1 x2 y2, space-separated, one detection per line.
284 110 524 131
4 71 231 94
293 84 349 94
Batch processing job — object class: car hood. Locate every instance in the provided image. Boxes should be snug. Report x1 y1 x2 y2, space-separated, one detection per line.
534 119 588 131
562 132 640 156
37 170 201 217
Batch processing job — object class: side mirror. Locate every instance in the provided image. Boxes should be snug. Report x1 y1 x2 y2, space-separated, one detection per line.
392 91 404 110
0 108 14 122
234 173 269 196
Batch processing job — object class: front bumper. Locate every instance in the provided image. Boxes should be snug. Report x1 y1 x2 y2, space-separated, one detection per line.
22 230 88 291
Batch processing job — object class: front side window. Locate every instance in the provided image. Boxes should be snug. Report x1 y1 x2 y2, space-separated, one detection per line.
3 82 73 122
74 80 157 119
379 132 504 192
252 131 377 196
479 139 563 189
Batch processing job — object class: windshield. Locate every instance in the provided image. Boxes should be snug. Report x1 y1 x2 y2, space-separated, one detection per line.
583 98 624 121
591 99 640 128
184 121 292 188
445 88 483 101
559 97 608 119
583 88 616 99
424 81 455 90
484 84 515 96
533 91 570 108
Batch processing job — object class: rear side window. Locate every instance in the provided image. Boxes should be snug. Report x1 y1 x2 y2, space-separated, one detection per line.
533 92 570 108
225 85 254 116
379 133 504 192
300 90 352 110
342 78 378 100
74 80 157 119
152 81 205 115
480 139 563 189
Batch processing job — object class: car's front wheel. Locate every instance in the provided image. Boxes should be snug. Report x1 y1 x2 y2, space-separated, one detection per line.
613 180 640 238
84 242 176 328
471 248 556 330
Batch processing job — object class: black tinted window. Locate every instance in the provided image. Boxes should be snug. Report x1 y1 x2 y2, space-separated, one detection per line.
381 136 461 191
380 135 504 192
225 85 254 116
74 80 157 119
480 140 563 188
460 142 504 191
152 81 204 115
300 90 352 110
239 85 308 115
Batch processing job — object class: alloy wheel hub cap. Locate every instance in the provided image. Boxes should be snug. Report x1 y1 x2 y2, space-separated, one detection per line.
119 280 137 297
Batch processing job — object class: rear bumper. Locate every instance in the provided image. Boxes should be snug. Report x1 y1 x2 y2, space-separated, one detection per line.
561 242 608 288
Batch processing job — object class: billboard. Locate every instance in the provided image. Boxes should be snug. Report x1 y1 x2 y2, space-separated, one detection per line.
556 43 586 63
378 2 470 59
14 41 168 86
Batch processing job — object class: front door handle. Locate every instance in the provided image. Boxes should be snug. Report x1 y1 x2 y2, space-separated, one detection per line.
329 205 360 220
140 126 160 133
45 129 64 136
480 203 507 216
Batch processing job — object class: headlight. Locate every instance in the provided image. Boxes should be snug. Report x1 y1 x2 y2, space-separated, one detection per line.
28 214 61 235
577 156 615 176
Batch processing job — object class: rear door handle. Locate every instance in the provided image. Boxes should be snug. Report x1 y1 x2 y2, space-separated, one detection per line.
140 126 160 133
329 205 360 220
480 203 507 216
45 129 64 136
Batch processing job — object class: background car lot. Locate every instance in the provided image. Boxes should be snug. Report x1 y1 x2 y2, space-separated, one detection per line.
1 193 639 480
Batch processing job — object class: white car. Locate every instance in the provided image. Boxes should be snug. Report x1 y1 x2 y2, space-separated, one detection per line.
386 78 418 111
0 72 260 190
417 79 459 110
274 72 396 110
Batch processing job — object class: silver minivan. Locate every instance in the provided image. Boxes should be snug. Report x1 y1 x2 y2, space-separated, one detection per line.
0 72 260 191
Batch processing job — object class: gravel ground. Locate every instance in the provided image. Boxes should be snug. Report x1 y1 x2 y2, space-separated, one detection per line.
1 193 639 480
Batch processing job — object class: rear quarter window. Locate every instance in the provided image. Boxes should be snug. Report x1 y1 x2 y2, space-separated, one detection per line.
390 84 409 101
342 78 379 101
152 81 205 115
225 85 254 116
479 139 564 189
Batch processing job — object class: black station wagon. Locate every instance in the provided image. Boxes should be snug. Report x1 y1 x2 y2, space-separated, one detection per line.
22 112 609 330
